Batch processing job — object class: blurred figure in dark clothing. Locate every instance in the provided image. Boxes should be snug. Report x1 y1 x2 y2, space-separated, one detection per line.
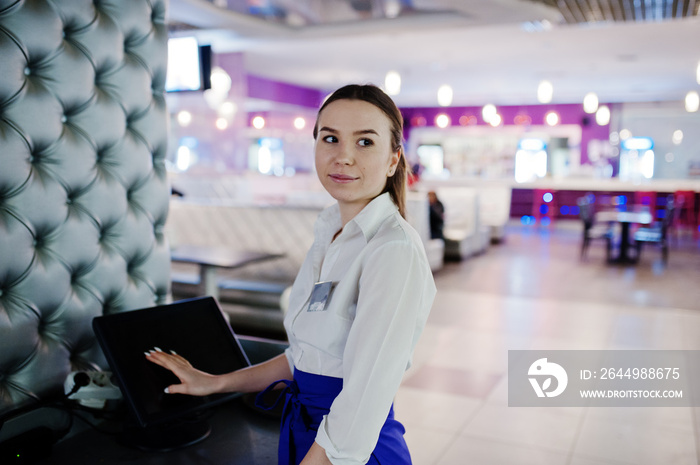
428 190 444 240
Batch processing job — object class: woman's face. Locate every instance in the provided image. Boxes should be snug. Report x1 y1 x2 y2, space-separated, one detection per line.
314 99 400 220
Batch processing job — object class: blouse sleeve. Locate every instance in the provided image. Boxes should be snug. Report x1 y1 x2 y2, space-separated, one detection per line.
314 239 436 464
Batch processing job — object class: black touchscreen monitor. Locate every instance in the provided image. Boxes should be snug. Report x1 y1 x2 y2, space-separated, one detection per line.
93 296 250 429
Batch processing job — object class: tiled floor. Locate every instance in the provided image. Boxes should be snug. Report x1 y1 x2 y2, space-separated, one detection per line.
396 221 700 465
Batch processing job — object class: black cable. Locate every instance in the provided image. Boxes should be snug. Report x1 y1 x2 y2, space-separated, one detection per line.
64 372 91 398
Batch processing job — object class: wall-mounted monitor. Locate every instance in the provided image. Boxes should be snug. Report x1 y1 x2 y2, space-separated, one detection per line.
166 37 212 92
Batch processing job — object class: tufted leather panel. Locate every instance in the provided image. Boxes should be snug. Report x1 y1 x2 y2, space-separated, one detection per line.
0 0 170 415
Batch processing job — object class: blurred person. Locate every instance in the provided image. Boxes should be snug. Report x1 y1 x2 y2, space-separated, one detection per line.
428 190 444 240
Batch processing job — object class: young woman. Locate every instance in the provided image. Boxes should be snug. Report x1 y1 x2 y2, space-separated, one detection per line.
147 84 436 465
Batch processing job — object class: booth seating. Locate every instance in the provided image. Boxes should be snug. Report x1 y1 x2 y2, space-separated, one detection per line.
166 195 444 334
167 200 319 290
166 200 320 338
477 185 513 242
436 187 490 260
406 192 445 272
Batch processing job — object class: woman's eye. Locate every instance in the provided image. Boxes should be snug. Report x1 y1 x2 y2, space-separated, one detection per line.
358 138 374 147
322 135 338 143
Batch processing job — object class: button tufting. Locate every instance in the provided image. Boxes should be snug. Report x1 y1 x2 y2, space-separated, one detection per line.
1 0 170 414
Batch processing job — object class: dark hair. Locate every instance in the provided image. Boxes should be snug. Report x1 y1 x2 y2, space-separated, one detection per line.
313 84 409 218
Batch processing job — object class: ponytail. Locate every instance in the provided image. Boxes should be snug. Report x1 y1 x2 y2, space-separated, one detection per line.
383 148 409 219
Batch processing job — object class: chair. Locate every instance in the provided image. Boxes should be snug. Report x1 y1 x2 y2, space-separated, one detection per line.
577 193 613 260
672 190 698 240
630 191 658 236
634 196 675 264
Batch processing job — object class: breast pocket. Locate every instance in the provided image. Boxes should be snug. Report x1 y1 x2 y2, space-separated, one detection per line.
294 305 355 360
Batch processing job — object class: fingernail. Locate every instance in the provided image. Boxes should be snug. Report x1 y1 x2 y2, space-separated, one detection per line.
164 387 170 394
145 352 151 357
155 347 163 352
170 350 177 355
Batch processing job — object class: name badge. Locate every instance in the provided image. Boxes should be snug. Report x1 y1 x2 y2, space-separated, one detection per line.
307 281 335 312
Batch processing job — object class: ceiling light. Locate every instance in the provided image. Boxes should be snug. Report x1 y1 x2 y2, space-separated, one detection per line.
210 67 232 95
672 129 683 145
435 114 450 128
545 111 559 126
596 105 611 125
685 91 699 112
482 104 497 123
177 111 192 127
294 117 306 130
215 118 228 130
583 92 599 114
385 71 401 96
437 85 453 107
537 80 553 104
218 101 237 118
489 114 502 127
252 116 265 129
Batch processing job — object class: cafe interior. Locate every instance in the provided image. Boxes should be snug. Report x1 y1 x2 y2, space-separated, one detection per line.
1 0 700 464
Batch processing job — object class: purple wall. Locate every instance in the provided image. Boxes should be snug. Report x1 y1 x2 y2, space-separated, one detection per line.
246 74 325 109
400 103 612 164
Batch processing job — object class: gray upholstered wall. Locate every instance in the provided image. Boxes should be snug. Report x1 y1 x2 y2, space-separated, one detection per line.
0 0 171 415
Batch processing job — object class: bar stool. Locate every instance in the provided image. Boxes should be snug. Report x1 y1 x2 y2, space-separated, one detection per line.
532 189 557 226
673 190 698 239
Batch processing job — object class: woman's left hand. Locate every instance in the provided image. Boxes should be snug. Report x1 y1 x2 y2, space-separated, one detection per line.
145 348 222 396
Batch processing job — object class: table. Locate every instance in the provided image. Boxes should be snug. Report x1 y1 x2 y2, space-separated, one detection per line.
34 397 280 464
171 245 284 299
595 209 653 264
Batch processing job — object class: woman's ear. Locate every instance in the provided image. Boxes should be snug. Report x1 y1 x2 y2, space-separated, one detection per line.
387 149 401 177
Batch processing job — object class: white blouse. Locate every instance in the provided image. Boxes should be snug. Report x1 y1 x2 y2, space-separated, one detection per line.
283 193 437 465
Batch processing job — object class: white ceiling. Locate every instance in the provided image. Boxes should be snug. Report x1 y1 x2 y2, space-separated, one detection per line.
168 0 700 108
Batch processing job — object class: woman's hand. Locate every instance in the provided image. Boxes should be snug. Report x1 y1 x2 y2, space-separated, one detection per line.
145 348 221 396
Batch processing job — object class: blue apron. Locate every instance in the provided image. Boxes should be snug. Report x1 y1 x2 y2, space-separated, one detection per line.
255 368 411 465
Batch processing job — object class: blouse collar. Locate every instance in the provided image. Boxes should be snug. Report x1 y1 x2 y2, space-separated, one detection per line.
316 193 398 245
